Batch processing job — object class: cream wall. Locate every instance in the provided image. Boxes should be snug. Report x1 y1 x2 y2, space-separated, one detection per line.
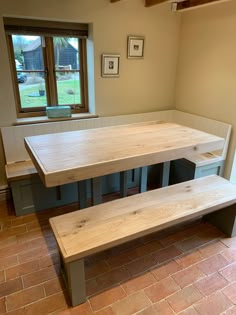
175 0 236 179
0 0 181 186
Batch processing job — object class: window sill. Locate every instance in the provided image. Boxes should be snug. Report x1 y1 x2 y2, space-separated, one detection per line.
14 113 98 126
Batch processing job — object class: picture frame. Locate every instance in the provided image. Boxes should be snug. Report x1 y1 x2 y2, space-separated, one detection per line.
102 54 120 78
127 36 144 59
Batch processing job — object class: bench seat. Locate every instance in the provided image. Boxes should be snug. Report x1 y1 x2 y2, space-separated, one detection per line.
50 175 236 306
5 160 37 181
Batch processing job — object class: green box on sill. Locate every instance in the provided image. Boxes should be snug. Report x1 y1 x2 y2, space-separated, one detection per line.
46 106 71 118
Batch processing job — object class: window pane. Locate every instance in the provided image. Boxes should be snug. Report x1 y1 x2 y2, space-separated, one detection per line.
56 72 81 106
19 74 47 109
18 72 47 109
53 37 80 70
12 35 47 110
13 35 45 71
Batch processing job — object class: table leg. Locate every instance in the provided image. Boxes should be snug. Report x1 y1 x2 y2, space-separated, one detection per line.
120 171 128 197
78 180 87 209
139 166 148 193
160 161 170 187
91 177 103 205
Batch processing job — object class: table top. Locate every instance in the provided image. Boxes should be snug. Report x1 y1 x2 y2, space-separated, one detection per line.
24 121 224 187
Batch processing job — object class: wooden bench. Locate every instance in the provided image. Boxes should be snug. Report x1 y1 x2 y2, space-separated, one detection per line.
49 175 236 307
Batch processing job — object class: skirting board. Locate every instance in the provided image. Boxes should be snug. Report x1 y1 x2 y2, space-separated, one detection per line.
0 186 10 201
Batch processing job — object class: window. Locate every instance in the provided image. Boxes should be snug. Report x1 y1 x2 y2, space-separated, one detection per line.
4 18 89 117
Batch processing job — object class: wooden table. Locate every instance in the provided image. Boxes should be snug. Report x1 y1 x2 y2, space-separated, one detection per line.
24 121 224 206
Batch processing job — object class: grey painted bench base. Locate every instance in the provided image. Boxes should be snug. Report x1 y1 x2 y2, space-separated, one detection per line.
60 204 236 307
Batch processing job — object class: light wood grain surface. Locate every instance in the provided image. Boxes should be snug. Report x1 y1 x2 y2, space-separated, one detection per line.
49 175 236 263
24 121 224 187
5 160 37 181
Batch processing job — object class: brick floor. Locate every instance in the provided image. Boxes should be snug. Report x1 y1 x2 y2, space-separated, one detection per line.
1 191 236 315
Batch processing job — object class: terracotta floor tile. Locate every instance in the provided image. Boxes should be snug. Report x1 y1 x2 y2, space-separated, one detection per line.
151 259 182 281
0 225 27 241
6 308 26 315
0 278 23 298
86 266 130 297
144 276 180 303
5 259 40 280
179 306 199 315
0 236 17 249
173 265 206 288
222 283 236 304
0 297 6 314
196 225 225 241
90 286 126 311
194 273 228 296
225 306 236 315
95 307 115 315
152 245 182 263
85 260 110 280
136 300 175 315
24 292 68 315
56 301 93 315
176 236 212 253
134 240 163 257
0 256 18 271
194 291 232 315
159 229 193 248
18 246 53 264
111 291 151 315
221 248 236 263
167 285 203 313
220 262 236 282
6 284 44 311
198 241 227 258
0 271 5 284
122 271 156 295
22 265 59 288
39 253 60 269
106 251 138 269
125 254 157 276
175 250 204 268
197 254 229 275
43 276 65 296
221 236 236 248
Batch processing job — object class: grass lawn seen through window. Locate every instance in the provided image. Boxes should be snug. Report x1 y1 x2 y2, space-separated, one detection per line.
19 79 81 109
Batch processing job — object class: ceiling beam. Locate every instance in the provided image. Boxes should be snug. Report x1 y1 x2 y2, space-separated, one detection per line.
145 0 168 6
175 0 227 10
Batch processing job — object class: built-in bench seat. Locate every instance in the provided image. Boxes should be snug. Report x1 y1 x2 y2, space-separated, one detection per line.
1 110 232 215
5 160 37 181
49 175 236 307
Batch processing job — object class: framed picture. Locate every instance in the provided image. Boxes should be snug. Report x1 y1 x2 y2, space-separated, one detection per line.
102 54 120 78
128 36 144 59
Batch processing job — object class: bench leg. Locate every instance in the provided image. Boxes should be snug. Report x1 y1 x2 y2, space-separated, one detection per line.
160 161 170 187
139 166 148 193
91 177 103 205
78 180 88 209
65 258 86 306
205 204 236 237
120 171 128 197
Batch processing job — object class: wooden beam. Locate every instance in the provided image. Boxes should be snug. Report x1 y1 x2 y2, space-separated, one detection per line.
176 0 228 10
145 0 168 7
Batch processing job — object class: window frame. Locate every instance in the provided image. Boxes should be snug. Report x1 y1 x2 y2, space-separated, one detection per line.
4 19 89 118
